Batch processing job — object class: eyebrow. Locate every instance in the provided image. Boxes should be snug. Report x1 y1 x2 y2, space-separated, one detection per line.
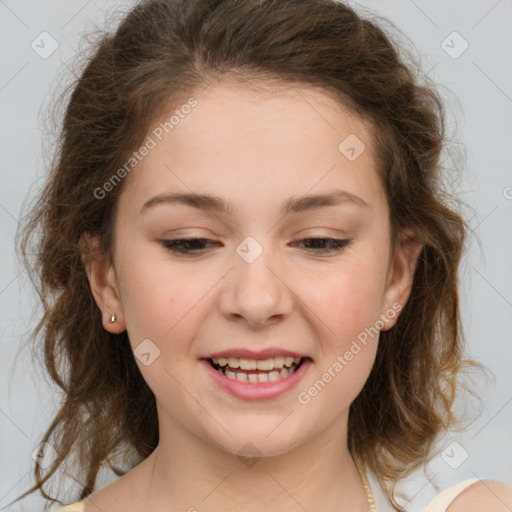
139 189 369 216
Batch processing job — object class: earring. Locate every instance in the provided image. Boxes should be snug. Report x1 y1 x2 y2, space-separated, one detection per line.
109 314 116 323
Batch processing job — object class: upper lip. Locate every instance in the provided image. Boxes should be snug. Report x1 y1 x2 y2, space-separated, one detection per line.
202 348 310 360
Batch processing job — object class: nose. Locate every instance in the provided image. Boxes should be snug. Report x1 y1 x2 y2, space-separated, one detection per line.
218 245 293 329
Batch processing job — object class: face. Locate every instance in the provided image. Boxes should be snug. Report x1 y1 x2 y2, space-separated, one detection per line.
84 80 420 459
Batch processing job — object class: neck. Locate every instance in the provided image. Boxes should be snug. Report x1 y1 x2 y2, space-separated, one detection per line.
137 408 370 512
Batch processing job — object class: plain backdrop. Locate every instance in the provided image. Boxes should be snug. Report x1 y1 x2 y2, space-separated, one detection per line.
1 1 511 510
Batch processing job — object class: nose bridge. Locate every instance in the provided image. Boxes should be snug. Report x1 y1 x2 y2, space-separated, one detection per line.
221 235 293 326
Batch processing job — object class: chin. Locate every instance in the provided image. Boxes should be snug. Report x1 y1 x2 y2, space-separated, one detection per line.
203 421 309 461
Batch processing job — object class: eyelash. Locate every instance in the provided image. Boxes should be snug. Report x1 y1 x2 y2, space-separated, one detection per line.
159 237 353 256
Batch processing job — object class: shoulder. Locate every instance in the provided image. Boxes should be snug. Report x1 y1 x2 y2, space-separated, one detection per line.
446 479 512 512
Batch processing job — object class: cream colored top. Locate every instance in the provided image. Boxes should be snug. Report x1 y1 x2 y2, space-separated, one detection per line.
57 478 480 512
423 478 480 511
58 504 84 512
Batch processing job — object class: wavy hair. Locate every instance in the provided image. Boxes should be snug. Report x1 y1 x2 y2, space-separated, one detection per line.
15 0 483 509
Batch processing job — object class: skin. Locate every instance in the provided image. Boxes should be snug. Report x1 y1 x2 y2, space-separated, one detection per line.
447 480 512 511
81 80 423 512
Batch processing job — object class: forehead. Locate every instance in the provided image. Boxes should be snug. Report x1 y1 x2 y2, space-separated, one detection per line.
117 80 385 218
161 80 374 155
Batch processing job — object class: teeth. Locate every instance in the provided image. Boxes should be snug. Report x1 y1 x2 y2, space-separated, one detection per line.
257 358 274 371
273 356 284 368
257 372 269 382
212 355 302 371
225 369 236 380
212 358 302 383
239 357 257 370
236 372 248 382
215 363 299 383
227 357 239 368
268 371 280 382
248 373 259 383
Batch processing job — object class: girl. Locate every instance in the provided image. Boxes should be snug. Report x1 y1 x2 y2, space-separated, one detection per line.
14 0 512 510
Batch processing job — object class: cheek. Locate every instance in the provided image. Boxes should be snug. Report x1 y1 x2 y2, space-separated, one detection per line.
116 256 205 404
312 258 388 339
114 242 192 348
297 253 387 402
298 269 383 412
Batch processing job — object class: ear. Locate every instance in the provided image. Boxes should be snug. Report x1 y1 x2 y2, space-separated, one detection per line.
79 232 126 334
380 227 423 331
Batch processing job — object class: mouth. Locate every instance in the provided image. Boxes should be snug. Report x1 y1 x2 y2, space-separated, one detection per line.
201 354 313 400
207 355 307 383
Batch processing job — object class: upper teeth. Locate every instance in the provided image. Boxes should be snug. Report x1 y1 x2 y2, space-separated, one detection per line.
213 356 301 371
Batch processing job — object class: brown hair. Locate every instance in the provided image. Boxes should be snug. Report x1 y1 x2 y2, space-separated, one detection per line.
15 0 483 509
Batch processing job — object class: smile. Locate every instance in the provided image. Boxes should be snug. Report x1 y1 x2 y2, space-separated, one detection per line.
209 356 302 383
201 356 312 401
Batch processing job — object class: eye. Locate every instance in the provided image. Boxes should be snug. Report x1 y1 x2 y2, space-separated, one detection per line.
160 237 353 256
290 237 353 255
160 237 220 255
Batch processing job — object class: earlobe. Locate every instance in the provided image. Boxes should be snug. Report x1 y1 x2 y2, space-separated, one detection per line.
79 232 126 334
381 228 423 331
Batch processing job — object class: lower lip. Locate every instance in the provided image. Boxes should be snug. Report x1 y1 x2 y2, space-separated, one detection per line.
200 358 312 401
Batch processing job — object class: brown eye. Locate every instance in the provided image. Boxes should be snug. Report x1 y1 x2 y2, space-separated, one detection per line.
291 238 353 254
160 238 220 255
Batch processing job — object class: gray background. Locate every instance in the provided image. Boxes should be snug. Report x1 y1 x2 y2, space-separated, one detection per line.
1 0 511 510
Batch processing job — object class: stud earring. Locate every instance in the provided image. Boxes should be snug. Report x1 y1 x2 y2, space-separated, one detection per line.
109 314 116 323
